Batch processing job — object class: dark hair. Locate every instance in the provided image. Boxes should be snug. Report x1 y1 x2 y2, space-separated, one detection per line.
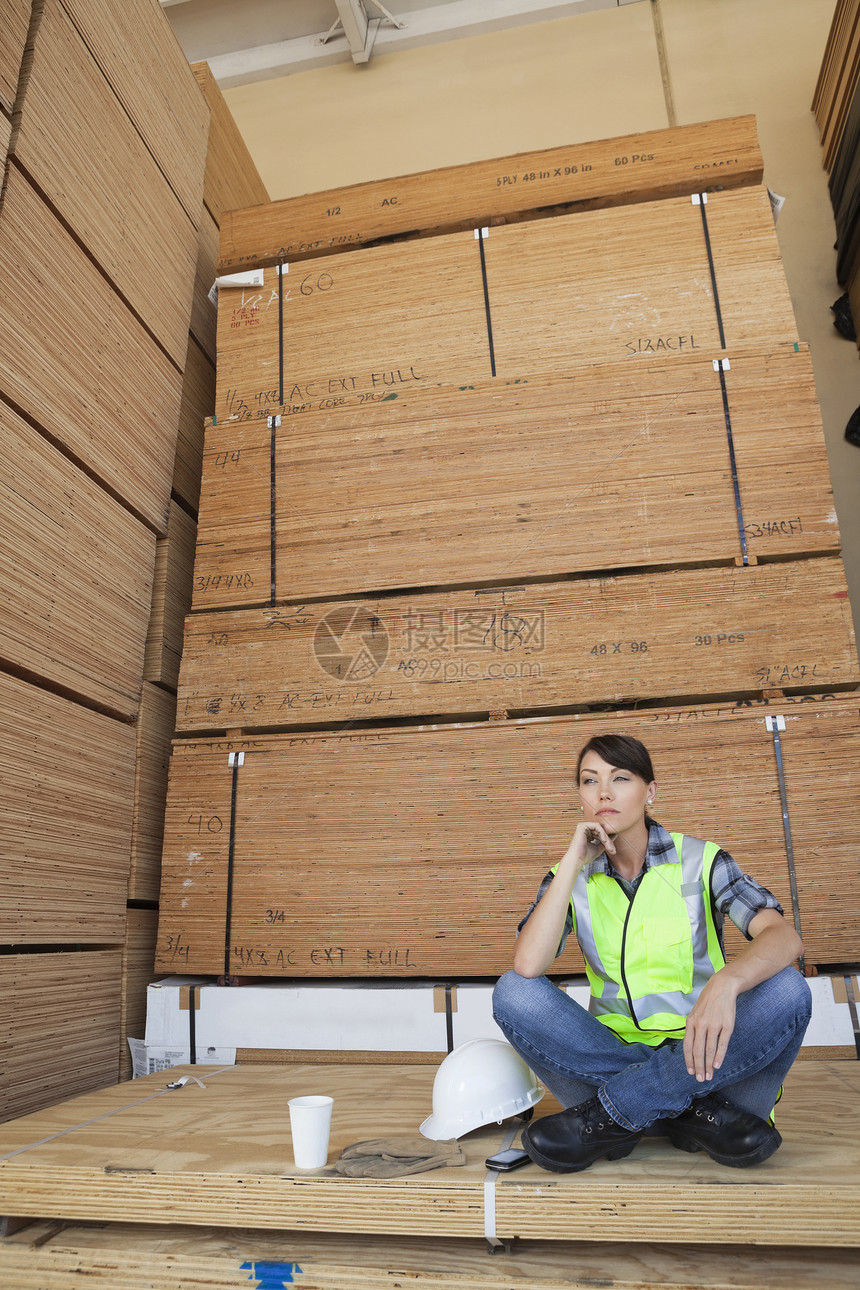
576 734 654 783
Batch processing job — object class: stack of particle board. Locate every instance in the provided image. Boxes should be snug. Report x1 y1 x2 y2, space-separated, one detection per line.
156 115 860 982
0 0 209 1119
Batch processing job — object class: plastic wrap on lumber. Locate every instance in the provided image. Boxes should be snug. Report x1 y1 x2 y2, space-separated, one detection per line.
213 187 797 426
0 394 156 718
0 950 122 1123
13 0 199 367
0 672 135 944
192 347 836 610
191 61 269 224
157 697 860 977
176 558 858 732
2 1223 860 1290
217 115 763 271
0 166 182 532
144 502 197 690
56 0 207 226
130 683 178 904
0 0 30 113
173 335 215 513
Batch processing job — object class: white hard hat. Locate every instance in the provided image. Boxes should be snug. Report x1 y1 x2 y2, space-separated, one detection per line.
419 1039 544 1140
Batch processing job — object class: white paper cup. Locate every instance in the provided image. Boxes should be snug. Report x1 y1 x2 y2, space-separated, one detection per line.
288 1094 333 1169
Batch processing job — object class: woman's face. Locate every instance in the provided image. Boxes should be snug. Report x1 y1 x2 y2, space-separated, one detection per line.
577 752 656 836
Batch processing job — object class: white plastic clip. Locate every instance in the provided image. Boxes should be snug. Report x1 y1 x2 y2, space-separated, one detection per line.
267 415 282 428
166 1074 208 1090
474 227 489 239
712 358 731 371
765 716 786 732
276 263 289 276
691 192 708 206
228 752 245 767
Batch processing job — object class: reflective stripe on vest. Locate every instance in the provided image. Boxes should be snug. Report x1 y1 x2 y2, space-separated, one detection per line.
565 833 726 1046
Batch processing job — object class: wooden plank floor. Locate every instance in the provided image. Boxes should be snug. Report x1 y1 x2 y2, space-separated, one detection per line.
1 1061 858 1247
2 1222 859 1290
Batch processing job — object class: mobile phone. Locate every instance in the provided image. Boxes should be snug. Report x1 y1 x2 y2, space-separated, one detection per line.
485 1147 531 1172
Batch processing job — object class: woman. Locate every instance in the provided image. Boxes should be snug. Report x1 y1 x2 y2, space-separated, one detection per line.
492 733 812 1173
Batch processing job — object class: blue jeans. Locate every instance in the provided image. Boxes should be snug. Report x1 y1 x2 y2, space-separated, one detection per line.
492 968 812 1131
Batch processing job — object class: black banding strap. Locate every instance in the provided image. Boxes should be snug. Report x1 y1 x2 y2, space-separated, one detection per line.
714 361 748 566
269 416 278 604
767 717 805 974
696 196 726 349
224 755 242 978
476 230 497 377
444 983 455 1053
188 984 198 1065
277 263 285 406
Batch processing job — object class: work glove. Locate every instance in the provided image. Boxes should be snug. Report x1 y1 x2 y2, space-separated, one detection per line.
334 1134 466 1178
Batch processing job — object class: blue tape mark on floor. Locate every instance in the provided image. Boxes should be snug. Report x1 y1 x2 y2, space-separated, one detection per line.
239 1260 302 1286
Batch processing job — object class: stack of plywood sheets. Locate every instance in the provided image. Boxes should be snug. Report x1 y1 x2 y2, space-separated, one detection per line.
157 698 860 978
814 0 860 174
1 1060 860 1248
3 1223 860 1290
159 116 860 980
214 185 796 422
120 63 269 1080
218 114 763 271
0 0 210 1119
0 951 123 1123
193 346 836 607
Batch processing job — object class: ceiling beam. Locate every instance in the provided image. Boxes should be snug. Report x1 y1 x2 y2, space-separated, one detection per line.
202 0 642 89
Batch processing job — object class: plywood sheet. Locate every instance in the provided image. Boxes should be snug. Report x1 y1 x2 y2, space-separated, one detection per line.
57 0 208 225
173 334 215 513
129 682 177 903
192 347 837 610
0 950 122 1124
0 0 30 113
217 115 763 272
191 206 218 361
214 187 798 428
3 1224 860 1290
0 105 11 168
158 698 860 977
191 62 268 225
13 0 198 367
0 165 182 533
0 1060 858 1247
0 393 156 718
177 559 857 733
119 909 158 1082
144 502 197 690
0 672 135 943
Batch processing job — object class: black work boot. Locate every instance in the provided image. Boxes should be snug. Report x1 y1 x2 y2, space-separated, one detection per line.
664 1092 782 1168
521 1094 643 1173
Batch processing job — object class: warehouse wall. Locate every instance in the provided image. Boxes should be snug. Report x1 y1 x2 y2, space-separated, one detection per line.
223 0 860 641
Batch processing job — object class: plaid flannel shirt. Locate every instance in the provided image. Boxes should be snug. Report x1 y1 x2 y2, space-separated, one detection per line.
518 817 784 960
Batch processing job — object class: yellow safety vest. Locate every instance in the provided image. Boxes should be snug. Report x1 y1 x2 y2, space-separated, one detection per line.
556 832 726 1046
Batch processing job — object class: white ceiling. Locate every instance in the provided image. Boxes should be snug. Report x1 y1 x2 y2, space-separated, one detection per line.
161 0 642 88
